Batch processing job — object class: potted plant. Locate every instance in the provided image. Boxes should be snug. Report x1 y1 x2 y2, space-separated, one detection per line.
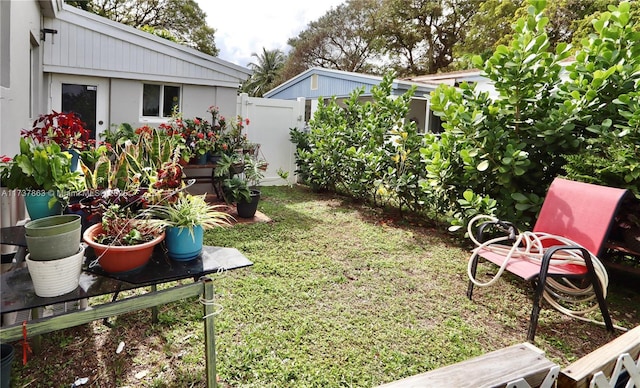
4 138 82 219
220 176 258 218
214 153 245 178
83 205 165 273
75 126 182 227
216 152 266 219
146 194 232 261
22 110 90 171
222 176 251 203
193 134 213 164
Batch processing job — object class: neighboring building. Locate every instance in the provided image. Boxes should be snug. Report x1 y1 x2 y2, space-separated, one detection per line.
0 0 251 158
404 68 495 97
264 67 444 133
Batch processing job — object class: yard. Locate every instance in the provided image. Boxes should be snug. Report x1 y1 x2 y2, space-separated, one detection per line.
8 185 640 387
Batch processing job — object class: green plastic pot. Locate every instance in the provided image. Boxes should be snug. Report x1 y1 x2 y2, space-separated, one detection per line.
25 214 81 237
25 228 81 261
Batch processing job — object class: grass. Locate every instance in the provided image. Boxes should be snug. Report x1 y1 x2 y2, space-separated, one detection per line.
10 185 640 387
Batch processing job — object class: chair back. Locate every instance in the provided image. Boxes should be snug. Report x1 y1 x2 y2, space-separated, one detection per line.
532 178 629 257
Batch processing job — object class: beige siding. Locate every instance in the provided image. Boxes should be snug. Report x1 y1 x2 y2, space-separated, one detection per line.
109 78 140 127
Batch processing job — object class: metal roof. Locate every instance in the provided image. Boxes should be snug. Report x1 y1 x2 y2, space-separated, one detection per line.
264 67 439 100
42 3 252 87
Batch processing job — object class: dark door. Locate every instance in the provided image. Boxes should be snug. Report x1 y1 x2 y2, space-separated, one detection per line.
62 83 97 139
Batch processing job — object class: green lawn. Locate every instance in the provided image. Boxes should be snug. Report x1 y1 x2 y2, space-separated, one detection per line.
12 185 640 387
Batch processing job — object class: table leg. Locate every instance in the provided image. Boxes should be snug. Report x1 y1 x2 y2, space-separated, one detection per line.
103 284 123 327
30 307 42 353
202 277 217 388
151 285 159 323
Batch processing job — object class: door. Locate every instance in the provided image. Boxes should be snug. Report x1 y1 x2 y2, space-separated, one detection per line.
236 94 305 186
50 75 109 141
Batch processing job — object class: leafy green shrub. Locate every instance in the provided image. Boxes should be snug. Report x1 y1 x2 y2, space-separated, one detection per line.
291 72 427 212
561 2 640 198
422 0 573 230
291 0 640 233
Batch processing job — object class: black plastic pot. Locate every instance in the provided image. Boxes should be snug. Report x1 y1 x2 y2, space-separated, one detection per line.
236 190 260 218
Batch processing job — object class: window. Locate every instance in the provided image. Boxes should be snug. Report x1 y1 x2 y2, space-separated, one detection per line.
142 84 181 117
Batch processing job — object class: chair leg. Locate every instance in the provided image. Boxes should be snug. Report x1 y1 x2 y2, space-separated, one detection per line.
527 278 546 342
528 249 555 343
592 283 613 332
582 253 614 332
467 255 479 300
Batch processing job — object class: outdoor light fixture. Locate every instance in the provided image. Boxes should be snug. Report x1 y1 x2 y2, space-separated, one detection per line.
40 28 58 41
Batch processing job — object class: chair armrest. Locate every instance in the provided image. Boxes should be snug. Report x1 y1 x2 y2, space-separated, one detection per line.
477 220 520 244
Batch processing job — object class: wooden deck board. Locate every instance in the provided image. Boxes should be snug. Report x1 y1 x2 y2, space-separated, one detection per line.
558 325 640 388
377 343 556 388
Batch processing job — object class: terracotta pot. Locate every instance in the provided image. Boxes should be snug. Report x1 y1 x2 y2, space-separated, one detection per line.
83 223 165 273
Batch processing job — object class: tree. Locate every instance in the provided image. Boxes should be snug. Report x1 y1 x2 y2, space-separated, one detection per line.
454 0 525 63
65 0 218 56
456 0 639 62
375 0 481 75
282 0 384 80
241 48 287 97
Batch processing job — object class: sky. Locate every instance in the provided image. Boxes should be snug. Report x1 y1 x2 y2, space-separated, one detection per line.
199 1 345 68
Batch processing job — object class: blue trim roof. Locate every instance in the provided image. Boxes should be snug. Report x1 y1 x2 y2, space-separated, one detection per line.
264 67 438 100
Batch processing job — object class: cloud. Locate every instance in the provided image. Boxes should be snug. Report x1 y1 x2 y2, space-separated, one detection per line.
200 0 344 67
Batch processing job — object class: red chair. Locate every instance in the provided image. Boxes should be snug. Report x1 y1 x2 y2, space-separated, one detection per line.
467 178 629 341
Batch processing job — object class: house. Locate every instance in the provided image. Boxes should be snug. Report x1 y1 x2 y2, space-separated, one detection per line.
263 67 444 133
404 68 495 97
0 0 251 231
0 0 251 159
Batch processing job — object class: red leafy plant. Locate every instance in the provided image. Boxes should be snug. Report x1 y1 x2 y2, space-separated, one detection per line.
22 111 90 150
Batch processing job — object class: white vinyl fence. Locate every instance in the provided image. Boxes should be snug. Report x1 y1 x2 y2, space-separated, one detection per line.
236 93 305 186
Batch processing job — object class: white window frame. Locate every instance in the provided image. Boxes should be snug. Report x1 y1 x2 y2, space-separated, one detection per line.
141 83 182 119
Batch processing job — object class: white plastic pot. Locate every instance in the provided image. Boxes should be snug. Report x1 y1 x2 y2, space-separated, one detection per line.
26 245 84 297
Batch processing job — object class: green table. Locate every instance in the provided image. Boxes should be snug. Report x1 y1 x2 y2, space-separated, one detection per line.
0 230 252 387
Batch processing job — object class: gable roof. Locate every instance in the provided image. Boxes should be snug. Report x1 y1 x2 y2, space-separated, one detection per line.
404 69 484 86
264 67 439 100
42 3 251 87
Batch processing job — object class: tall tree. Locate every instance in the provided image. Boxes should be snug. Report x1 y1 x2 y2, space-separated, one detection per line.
65 0 218 56
456 0 639 63
454 0 525 63
375 0 481 75
241 48 287 97
282 0 384 80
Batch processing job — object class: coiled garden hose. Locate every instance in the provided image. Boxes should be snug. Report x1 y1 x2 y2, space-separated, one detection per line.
466 215 626 331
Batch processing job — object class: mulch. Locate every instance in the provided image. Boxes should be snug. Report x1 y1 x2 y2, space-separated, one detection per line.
202 193 271 225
